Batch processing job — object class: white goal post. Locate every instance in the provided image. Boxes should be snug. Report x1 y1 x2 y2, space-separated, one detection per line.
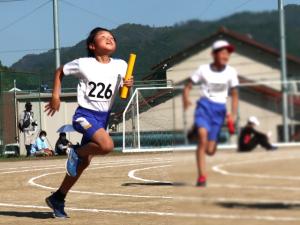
122 86 174 153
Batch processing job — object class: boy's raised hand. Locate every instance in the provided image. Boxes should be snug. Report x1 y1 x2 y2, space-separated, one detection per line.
123 76 134 88
45 96 60 116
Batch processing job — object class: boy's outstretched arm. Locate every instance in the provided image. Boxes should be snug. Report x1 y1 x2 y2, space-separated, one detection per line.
45 67 64 116
230 88 239 122
183 80 193 111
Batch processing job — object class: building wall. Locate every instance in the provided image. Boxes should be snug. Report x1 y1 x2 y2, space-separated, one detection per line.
1 92 16 144
161 46 295 142
166 46 282 90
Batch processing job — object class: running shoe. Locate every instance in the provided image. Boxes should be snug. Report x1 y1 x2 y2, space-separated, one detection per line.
196 175 207 187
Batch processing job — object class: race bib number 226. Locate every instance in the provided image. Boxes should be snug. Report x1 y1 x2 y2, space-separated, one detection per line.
87 81 113 100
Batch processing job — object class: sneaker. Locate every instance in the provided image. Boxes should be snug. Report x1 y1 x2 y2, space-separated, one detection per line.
45 194 68 218
196 176 206 187
66 147 80 177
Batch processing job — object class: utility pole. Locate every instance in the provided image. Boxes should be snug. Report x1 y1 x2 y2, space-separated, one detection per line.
278 0 289 142
53 0 61 68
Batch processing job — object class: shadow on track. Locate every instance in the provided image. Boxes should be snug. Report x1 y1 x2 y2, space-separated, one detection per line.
218 202 300 210
0 211 53 219
122 182 186 187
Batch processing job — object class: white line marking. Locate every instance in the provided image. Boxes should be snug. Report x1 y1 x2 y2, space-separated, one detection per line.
0 167 64 175
3 154 299 222
28 161 172 192
0 157 167 172
212 155 300 180
1 162 134 175
0 202 300 221
128 165 172 183
0 158 169 175
210 183 300 191
0 164 58 171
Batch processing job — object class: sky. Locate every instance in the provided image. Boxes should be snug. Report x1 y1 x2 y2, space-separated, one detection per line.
0 0 299 66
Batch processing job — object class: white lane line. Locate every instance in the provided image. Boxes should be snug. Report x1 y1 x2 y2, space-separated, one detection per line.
212 155 300 180
0 164 58 171
210 183 300 191
28 158 300 203
1 162 136 175
28 161 172 191
0 158 169 175
7 156 300 222
128 165 172 183
0 167 64 175
0 202 300 221
0 157 167 172
126 163 300 200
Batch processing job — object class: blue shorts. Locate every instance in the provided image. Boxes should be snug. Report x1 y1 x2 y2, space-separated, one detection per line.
72 106 110 145
194 98 226 141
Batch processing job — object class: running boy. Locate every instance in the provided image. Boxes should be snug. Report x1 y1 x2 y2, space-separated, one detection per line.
44 27 133 218
183 40 239 187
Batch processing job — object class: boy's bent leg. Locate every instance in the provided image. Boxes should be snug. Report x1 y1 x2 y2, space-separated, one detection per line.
66 129 113 177
76 128 113 158
59 155 93 194
205 123 221 156
255 133 274 150
46 155 93 218
243 139 259 152
206 141 217 156
196 127 208 186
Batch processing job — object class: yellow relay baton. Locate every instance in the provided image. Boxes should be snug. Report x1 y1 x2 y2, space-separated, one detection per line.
120 53 136 99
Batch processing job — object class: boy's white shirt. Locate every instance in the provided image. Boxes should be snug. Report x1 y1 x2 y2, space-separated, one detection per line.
190 64 239 104
63 57 127 111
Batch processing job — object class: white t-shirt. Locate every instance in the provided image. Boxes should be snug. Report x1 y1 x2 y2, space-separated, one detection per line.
190 64 239 104
63 57 127 111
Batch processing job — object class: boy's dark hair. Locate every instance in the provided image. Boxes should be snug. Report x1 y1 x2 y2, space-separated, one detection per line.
40 130 47 137
86 27 116 57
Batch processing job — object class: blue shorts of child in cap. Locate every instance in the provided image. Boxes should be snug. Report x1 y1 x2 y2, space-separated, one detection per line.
194 98 226 141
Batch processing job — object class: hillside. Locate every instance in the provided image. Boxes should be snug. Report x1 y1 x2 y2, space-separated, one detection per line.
9 4 300 87
0 61 9 72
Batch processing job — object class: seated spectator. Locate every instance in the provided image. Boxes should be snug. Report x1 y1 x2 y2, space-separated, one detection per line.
31 130 54 156
55 132 71 155
238 116 277 152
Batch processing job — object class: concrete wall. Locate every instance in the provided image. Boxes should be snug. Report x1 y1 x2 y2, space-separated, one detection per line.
166 46 282 90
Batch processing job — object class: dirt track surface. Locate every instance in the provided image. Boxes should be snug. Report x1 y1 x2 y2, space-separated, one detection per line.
0 148 300 225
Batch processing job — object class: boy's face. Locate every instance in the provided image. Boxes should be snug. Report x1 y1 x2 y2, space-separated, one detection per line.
90 31 116 56
212 48 231 66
